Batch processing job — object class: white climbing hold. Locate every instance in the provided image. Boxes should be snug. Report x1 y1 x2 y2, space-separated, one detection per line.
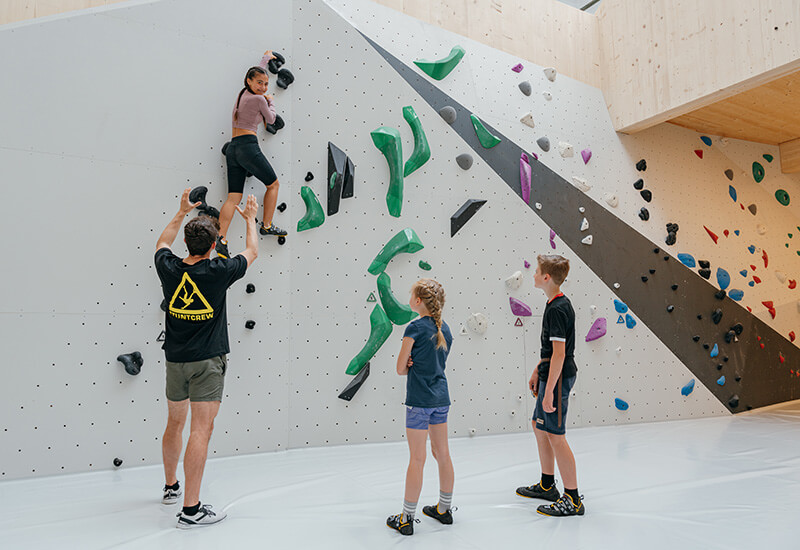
580 218 589 231
542 91 552 101
579 207 586 213
572 176 591 192
616 346 622 354
520 112 535 128
459 325 468 336
589 304 597 315
604 193 619 208
535 202 542 210
505 270 524 290
776 271 788 284
469 428 477 435
757 224 767 235
614 282 620 289
467 312 488 335
558 142 574 158
510 410 516 416
543 67 557 82
581 235 593 245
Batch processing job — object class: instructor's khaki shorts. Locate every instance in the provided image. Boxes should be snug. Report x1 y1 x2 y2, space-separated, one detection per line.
165 355 226 402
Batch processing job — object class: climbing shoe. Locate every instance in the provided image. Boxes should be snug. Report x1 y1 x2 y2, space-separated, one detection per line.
386 513 417 536
536 493 585 517
516 482 560 502
176 503 227 529
215 236 230 259
260 222 288 236
162 483 182 505
422 504 455 525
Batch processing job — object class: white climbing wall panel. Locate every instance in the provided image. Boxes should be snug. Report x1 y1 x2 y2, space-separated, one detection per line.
1 0 796 481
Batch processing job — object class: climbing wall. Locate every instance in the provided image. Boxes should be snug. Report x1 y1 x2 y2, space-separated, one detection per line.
0 0 796 481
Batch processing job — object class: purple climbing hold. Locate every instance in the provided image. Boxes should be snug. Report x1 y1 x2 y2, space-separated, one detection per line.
581 149 592 164
524 260 531 269
585 318 607 342
509 297 532 317
512 63 523 73
549 229 556 250
520 152 531 204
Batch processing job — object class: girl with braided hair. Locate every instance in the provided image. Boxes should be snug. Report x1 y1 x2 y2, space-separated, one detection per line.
387 279 455 536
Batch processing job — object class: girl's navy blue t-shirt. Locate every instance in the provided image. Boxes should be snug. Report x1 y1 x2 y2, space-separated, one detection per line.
403 316 453 408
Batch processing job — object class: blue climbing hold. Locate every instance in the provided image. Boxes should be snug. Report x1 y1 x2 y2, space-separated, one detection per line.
716 268 730 290
748 245 756 254
710 343 719 358
716 375 726 386
739 270 748 277
729 289 744 301
681 379 695 396
625 314 637 329
614 299 629 313
728 185 737 202
748 281 755 287
615 398 629 411
701 136 712 146
616 315 625 324
734 230 740 236
678 253 696 268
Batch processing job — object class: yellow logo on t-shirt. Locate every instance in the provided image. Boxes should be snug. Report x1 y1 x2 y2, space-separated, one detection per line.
168 273 214 321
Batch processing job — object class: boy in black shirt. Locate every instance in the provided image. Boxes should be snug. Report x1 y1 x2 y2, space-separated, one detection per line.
516 254 584 516
155 189 259 528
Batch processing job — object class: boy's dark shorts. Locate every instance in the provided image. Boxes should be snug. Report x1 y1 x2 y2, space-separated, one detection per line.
165 355 227 402
533 374 576 435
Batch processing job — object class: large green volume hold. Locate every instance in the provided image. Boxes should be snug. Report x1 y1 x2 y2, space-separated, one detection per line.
470 114 501 148
371 126 404 217
402 106 431 177
368 228 424 275
346 304 393 375
413 45 466 80
377 272 418 325
297 186 325 232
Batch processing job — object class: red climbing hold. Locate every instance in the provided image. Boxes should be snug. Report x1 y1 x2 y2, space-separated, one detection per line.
704 226 719 244
760 343 766 349
762 250 769 268
740 203 745 210
694 149 703 159
789 280 797 289
723 229 729 237
790 331 796 342
762 301 776 319
779 353 785 364
753 276 762 284
750 265 757 271
747 306 752 312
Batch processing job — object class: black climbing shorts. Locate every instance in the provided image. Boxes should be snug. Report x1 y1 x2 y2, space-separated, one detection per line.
165 355 227 402
533 374 576 435
225 135 277 194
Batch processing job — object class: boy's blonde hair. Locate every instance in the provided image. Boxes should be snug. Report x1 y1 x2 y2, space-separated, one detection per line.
411 278 448 350
537 254 570 285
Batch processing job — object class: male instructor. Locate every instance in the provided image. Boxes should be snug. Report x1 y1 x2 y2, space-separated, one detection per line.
154 188 258 528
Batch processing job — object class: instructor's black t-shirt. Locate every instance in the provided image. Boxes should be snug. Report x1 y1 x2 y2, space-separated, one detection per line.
539 294 578 379
154 248 247 363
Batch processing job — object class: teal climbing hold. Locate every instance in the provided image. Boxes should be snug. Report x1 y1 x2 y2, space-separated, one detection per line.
700 136 712 146
370 127 404 217
681 379 695 396
678 253 696 268
752 161 765 183
716 268 730 290
470 114 501 148
419 260 432 271
368 228 424 275
717 375 726 386
616 315 625 324
728 185 737 202
329 171 337 190
366 292 377 303
625 314 636 329
346 304 393 375
413 45 466 80
763 154 774 163
729 289 744 301
739 270 747 277
296 186 325 232
614 299 629 313
775 189 790 206
377 272 418 325
710 343 719 358
402 106 431 177
748 245 756 254
615 398 629 411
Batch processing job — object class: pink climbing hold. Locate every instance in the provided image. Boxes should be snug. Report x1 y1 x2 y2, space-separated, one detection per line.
549 229 556 250
581 149 592 164
509 297 532 317
585 317 607 342
524 260 531 269
512 63 524 73
520 152 532 204
704 226 719 244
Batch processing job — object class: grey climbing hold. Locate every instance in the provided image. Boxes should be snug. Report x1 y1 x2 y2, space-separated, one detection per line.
518 81 532 96
725 169 734 180
748 204 757 215
451 199 487 236
456 153 473 170
536 137 550 152
438 106 457 124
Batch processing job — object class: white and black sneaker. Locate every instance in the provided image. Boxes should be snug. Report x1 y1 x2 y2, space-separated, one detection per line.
162 484 182 505
176 504 227 529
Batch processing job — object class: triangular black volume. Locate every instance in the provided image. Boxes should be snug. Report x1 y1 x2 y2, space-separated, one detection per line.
342 156 355 199
451 199 487 237
338 362 371 401
327 142 348 215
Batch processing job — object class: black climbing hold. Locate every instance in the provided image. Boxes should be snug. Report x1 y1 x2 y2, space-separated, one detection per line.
642 276 649 282
189 186 209 209
221 141 229 156
265 114 285 135
723 356 729 362
665 232 676 246
277 202 287 213
732 323 743 335
633 178 644 190
746 405 752 411
328 142 355 211
160 298 168 312
724 330 735 343
305 171 314 182
724 169 734 180
653 248 660 254
338 362 371 401
639 207 650 221
267 52 286 74
666 305 674 312
735 376 741 382
698 260 710 269
245 320 256 330
640 189 652 202
277 236 286 245
116 351 143 376
276 68 294 89
712 308 723 324
636 159 647 171
664 256 670 261
199 205 220 219
666 222 680 233
113 458 123 467
715 290 726 300
649 269 656 274
697 314 703 320
246 283 256 294
728 395 739 409
717 364 723 371
156 330 166 342
692 335 700 342
671 284 678 291
703 343 710 350
698 268 711 279
451 199 487 237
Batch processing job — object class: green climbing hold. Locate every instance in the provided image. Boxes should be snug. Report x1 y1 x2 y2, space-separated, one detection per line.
366 292 377 303
296 186 325 232
470 114 501 148
402 106 431 177
752 161 765 183
346 304 393 375
419 260 432 271
377 272 418 325
413 45 466 80
763 154 774 163
370 126 404 217
776 189 790 206
368 228 424 275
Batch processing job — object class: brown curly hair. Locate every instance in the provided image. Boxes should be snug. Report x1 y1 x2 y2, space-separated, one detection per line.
411 278 448 350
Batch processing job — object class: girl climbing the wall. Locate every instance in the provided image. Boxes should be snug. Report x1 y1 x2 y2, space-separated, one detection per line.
216 51 286 259
387 279 455 536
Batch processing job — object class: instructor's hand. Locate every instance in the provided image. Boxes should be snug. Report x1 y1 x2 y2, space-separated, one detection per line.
543 393 555 414
529 367 539 397
180 188 201 215
236 194 259 221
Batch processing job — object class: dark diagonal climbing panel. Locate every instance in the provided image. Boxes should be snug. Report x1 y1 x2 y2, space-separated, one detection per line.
338 362 371 401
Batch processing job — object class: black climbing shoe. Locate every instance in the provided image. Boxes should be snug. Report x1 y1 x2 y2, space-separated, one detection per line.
536 494 585 517
422 504 455 525
216 236 230 259
260 223 288 237
516 482 560 502
386 514 417 536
